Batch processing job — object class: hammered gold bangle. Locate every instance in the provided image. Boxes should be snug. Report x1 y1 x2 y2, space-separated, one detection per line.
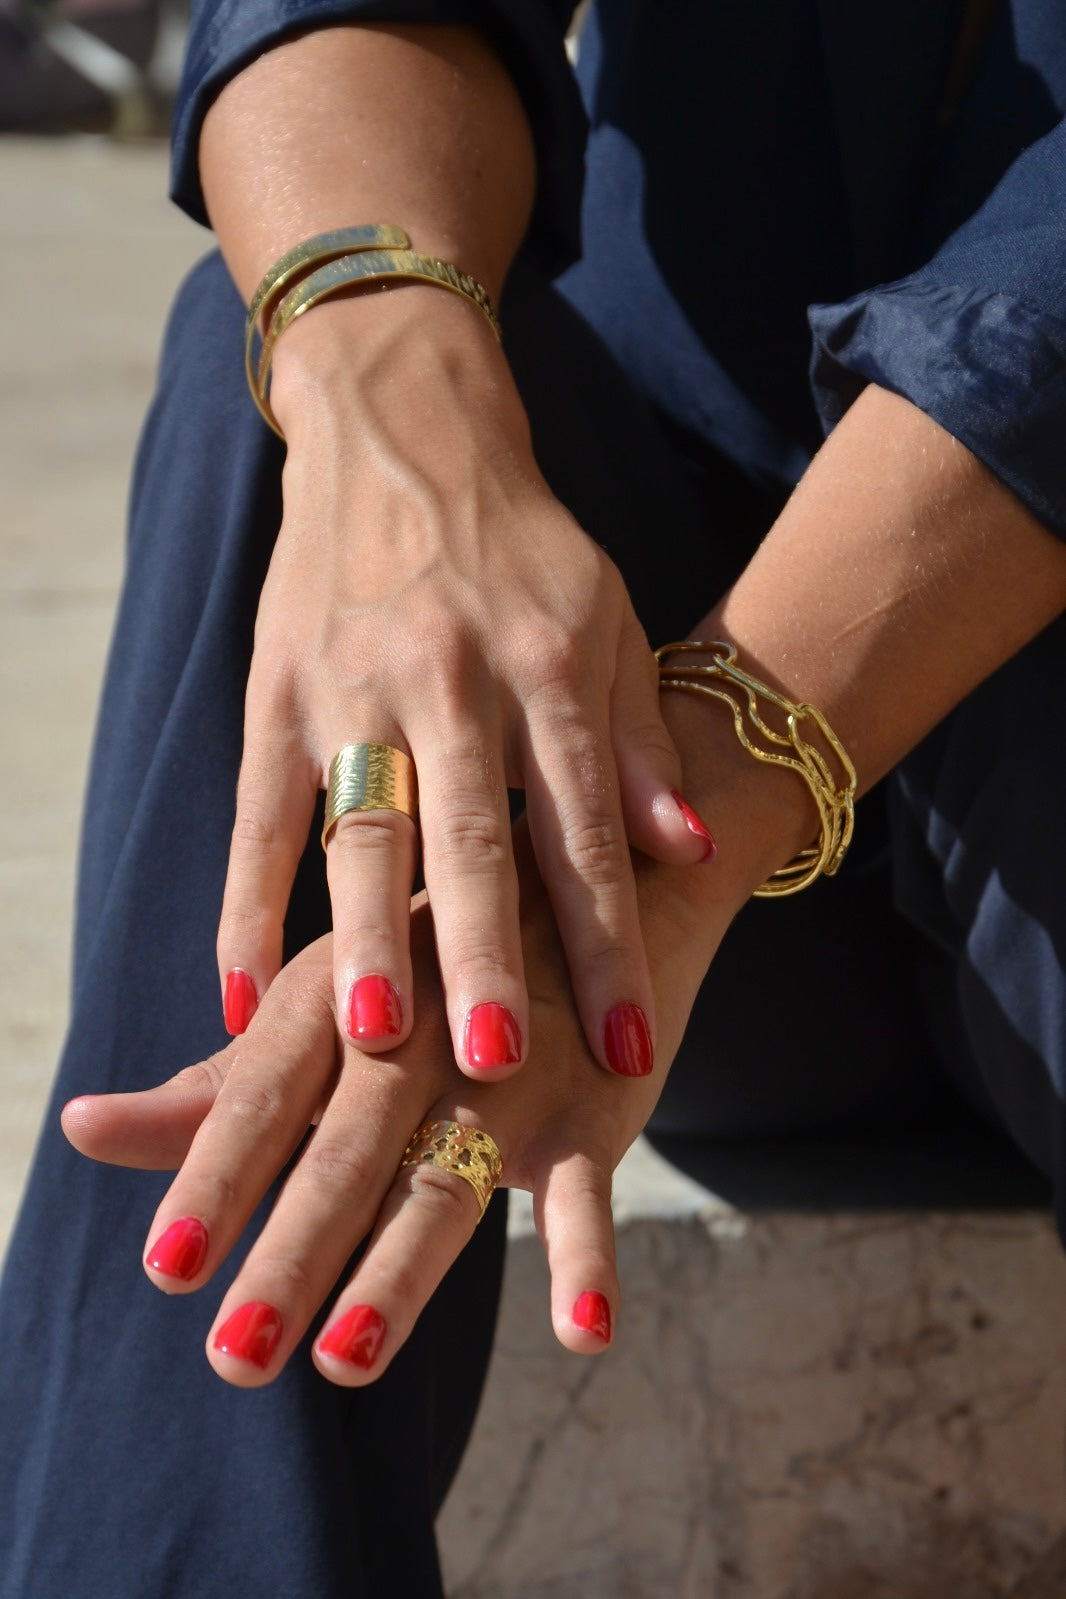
656 640 856 896
243 224 411 414
251 246 502 439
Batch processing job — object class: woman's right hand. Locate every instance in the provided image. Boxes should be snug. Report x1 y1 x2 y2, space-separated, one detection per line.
216 286 714 1083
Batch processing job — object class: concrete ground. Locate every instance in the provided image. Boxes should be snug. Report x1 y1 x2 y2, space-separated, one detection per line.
0 136 207 1254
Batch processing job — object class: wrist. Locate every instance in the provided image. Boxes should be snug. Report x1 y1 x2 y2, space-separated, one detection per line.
648 682 825 941
267 281 515 444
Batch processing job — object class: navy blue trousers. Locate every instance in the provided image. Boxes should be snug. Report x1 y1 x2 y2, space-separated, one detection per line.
1 251 1063 1596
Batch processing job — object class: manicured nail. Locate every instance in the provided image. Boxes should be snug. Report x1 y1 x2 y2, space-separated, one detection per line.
464 1002 522 1070
671 790 716 861
347 974 403 1040
223 968 258 1035
573 1291 612 1343
213 1301 283 1369
318 1305 387 1369
603 1003 653 1077
146 1217 208 1282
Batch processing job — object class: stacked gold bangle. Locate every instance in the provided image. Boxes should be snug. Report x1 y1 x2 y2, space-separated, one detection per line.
244 224 502 439
656 640 856 896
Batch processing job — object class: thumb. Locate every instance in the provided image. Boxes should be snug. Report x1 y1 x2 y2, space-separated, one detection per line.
61 1055 227 1171
611 614 716 866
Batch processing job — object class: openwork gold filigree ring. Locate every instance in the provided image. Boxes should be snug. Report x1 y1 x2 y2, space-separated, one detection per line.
400 1120 503 1221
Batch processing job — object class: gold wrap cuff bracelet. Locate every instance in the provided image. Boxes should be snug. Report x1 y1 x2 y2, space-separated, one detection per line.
244 227 502 440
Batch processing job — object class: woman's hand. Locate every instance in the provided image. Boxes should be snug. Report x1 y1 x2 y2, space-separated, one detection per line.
63 815 741 1387
217 288 712 1081
201 24 713 1077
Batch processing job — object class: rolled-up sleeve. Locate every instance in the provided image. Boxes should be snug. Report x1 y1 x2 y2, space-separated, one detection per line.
170 0 587 274
809 118 1066 541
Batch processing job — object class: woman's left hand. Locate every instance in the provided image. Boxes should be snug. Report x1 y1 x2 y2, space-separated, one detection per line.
61 820 741 1384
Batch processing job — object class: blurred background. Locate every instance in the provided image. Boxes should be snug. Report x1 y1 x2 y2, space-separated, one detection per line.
0 0 204 1257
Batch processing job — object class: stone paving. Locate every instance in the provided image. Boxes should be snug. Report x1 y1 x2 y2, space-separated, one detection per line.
0 136 206 1254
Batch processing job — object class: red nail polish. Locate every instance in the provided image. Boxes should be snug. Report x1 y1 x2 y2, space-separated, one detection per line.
464 1003 522 1070
146 1217 208 1282
347 974 403 1040
318 1305 387 1369
213 1301 283 1369
223 969 258 1035
604 1003 653 1077
573 1291 612 1343
670 790 717 862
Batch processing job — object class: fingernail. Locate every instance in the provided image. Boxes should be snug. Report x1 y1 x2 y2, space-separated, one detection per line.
146 1217 208 1282
573 1290 612 1343
223 968 258 1035
604 1003 653 1077
318 1304 387 1369
671 790 716 862
464 1002 522 1070
347 974 403 1040
213 1301 283 1368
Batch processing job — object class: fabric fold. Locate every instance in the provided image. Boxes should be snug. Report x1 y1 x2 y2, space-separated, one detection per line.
810 280 1066 541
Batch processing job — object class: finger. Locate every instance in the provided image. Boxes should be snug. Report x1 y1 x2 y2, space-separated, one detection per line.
206 1054 457 1387
612 611 716 865
217 727 318 1034
416 711 528 1080
326 790 418 1053
535 1148 619 1353
524 699 656 1081
311 1130 488 1387
60 1055 227 1170
140 952 340 1297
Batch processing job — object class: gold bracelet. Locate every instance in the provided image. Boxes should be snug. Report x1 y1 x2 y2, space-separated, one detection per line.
251 247 502 439
243 225 411 416
655 640 857 897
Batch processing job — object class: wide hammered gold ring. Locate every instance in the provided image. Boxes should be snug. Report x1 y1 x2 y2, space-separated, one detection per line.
400 1120 503 1221
321 742 417 849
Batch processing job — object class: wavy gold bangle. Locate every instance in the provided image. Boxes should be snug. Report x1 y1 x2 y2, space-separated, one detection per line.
243 225 411 415
656 639 856 896
251 246 502 439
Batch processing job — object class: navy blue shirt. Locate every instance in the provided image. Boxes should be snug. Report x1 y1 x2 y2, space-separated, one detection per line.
172 0 1066 535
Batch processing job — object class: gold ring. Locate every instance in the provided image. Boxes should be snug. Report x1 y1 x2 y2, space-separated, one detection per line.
400 1120 503 1221
322 743 417 848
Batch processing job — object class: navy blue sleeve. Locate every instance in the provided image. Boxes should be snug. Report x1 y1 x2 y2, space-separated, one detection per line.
810 116 1066 540
170 0 586 275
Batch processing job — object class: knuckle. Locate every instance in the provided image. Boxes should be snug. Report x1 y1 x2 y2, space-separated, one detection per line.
222 1079 290 1141
577 934 630 973
403 1164 478 1230
413 616 477 699
620 715 677 762
246 646 300 717
445 934 512 985
299 1133 370 1200
560 813 626 885
219 901 277 946
218 904 282 969
251 1252 318 1304
230 804 289 857
433 803 509 874
520 622 586 699
329 810 412 856
174 1056 227 1097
